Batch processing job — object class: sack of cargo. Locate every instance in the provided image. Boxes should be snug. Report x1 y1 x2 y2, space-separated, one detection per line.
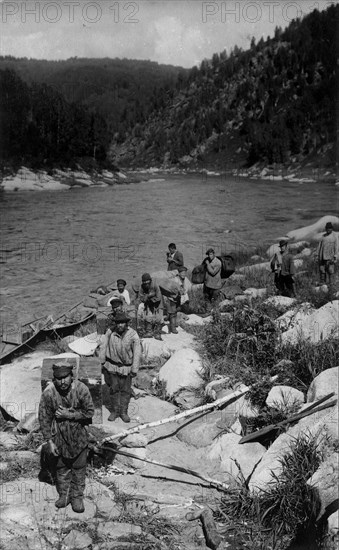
218 255 235 279
153 276 181 298
191 264 206 284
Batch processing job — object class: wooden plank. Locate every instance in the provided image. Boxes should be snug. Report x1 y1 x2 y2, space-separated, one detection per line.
41 357 102 423
2 324 23 345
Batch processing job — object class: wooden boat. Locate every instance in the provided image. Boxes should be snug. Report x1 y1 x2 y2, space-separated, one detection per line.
42 301 96 338
0 315 52 365
0 302 96 365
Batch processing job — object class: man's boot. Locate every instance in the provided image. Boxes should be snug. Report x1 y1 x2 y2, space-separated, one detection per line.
55 467 72 508
120 392 131 423
169 314 178 334
143 320 153 338
153 322 163 340
71 465 86 513
108 391 120 422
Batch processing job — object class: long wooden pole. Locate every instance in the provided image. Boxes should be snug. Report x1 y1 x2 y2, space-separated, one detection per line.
100 445 229 492
102 375 278 444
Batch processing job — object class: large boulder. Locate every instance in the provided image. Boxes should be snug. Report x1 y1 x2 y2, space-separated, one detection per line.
63 530 92 549
68 332 102 355
158 348 203 396
219 284 244 300
183 314 212 325
264 296 297 309
248 432 297 492
212 390 259 430
96 521 142 539
102 394 178 440
280 301 339 344
290 401 338 443
307 366 339 402
173 389 201 410
249 404 337 493
307 453 339 521
141 338 171 361
327 511 339 549
295 247 312 258
0 351 52 421
265 385 304 409
266 240 310 257
208 432 266 483
176 409 228 448
286 215 339 242
160 327 196 354
238 262 271 273
243 288 267 299
275 303 315 332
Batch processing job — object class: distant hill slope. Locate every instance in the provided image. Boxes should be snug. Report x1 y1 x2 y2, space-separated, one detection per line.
110 5 337 170
0 56 188 142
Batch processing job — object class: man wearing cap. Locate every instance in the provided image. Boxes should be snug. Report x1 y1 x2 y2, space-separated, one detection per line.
116 279 131 305
100 312 141 422
203 248 222 302
271 239 296 297
38 362 94 513
135 273 163 338
104 296 125 332
166 243 184 271
317 222 337 286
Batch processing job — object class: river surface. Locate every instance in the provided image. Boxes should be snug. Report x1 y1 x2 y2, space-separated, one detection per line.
0 173 337 324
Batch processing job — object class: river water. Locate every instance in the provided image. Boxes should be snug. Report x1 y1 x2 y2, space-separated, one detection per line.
0 173 337 324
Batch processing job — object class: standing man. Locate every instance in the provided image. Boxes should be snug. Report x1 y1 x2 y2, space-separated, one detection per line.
166 243 184 271
203 248 222 302
317 222 337 286
100 311 141 423
38 362 94 513
173 266 191 314
271 239 296 297
135 273 163 339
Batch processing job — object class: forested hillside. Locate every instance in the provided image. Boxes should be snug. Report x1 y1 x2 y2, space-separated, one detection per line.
110 5 337 170
0 68 111 167
0 57 187 167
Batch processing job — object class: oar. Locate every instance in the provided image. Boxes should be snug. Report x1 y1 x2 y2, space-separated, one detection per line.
239 392 336 444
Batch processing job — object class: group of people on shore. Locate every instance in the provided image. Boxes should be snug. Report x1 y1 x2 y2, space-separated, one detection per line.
270 221 337 297
37 242 223 513
38 224 337 514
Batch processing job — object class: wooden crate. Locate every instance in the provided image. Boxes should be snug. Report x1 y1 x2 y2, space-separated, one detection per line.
41 357 102 423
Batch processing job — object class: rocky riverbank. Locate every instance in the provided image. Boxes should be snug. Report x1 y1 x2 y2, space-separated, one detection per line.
0 166 143 192
1 159 337 192
0 215 338 550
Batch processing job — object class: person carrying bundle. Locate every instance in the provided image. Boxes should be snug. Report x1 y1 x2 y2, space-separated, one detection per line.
134 273 163 339
203 248 222 302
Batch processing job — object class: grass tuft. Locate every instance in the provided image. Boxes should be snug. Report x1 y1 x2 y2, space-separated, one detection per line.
216 433 325 550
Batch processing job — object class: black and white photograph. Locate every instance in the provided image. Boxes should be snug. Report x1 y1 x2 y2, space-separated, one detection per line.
0 1 338 548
